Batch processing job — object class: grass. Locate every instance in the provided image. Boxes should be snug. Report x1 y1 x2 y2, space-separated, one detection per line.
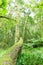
17 46 43 65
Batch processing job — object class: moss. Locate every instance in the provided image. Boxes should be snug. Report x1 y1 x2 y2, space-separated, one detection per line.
0 38 23 65
0 56 13 65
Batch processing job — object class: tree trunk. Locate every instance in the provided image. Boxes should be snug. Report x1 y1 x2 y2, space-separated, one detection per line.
0 38 23 65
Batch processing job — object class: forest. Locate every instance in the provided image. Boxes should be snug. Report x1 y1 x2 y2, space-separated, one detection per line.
0 0 43 65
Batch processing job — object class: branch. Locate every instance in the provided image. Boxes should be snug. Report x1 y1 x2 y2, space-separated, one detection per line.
0 15 15 21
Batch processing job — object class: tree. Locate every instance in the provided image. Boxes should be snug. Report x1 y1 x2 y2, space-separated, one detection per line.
0 38 23 65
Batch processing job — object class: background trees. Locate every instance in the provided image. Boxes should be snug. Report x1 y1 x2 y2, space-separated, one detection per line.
0 0 43 65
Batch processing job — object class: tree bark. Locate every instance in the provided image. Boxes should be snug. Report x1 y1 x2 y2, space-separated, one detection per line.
0 38 23 65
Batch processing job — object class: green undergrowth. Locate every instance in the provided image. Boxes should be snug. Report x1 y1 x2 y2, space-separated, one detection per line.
0 43 43 65
17 45 43 65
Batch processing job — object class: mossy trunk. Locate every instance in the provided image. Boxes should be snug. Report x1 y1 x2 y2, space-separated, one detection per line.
0 38 23 65
15 22 20 43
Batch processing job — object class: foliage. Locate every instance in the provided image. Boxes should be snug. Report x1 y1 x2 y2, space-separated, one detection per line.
0 0 43 65
0 0 8 15
17 46 43 65
0 18 15 49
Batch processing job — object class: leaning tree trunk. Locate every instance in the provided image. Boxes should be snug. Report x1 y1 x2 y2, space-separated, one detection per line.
15 23 20 43
0 38 23 65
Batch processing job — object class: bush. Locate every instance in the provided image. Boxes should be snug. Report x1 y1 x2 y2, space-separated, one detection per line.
0 18 15 49
17 45 43 65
